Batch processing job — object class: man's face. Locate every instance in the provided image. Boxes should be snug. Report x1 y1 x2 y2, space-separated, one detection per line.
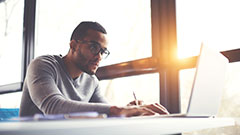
72 29 108 75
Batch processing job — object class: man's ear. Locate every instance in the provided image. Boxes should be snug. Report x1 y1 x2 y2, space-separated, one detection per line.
70 40 77 52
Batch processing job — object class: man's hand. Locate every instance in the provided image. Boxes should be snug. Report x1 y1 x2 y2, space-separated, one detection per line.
109 103 169 117
142 103 169 115
127 100 144 106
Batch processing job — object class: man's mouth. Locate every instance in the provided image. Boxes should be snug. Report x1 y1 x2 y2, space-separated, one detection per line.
90 62 99 68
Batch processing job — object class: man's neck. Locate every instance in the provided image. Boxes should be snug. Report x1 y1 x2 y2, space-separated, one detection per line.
62 55 83 79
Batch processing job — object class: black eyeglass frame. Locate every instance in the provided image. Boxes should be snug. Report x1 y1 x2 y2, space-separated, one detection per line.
75 40 110 59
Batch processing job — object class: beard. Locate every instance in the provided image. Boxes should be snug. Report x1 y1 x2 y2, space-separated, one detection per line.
77 63 95 75
75 50 97 75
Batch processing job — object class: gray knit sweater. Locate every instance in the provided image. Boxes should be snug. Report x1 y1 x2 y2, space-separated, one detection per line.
20 55 111 117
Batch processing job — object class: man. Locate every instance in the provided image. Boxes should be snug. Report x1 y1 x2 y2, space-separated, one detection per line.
20 21 169 117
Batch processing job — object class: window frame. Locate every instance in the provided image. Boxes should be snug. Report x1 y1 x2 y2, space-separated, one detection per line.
1 0 240 114
0 0 36 94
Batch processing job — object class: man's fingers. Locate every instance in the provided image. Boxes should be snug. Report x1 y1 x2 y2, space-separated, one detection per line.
127 100 144 106
137 100 144 105
140 107 157 116
143 103 169 115
110 104 169 118
119 106 156 117
154 103 170 114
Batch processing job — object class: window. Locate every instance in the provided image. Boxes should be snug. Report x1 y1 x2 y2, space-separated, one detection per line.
0 92 22 108
219 62 240 117
100 73 159 106
0 0 24 86
35 0 152 66
176 0 240 58
177 0 240 112
177 0 240 134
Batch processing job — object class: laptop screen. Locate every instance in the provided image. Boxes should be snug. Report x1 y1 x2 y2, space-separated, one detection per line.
186 45 229 117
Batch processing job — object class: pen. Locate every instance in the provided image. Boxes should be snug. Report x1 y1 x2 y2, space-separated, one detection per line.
132 91 139 106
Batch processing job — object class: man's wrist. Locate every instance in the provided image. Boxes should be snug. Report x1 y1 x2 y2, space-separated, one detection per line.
109 106 122 116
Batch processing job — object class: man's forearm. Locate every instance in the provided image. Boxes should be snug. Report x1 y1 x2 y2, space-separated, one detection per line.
40 94 111 115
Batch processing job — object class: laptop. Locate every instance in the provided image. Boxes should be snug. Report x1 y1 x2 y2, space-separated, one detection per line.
134 44 229 118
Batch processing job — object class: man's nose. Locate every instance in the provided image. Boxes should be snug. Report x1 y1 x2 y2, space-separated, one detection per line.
95 51 103 60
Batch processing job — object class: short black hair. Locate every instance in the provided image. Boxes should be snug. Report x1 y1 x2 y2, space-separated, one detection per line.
70 21 107 41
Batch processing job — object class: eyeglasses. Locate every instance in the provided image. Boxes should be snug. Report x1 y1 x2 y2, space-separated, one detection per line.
76 40 110 59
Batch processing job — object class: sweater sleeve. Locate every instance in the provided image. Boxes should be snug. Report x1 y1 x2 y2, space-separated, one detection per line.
89 84 108 103
26 58 111 115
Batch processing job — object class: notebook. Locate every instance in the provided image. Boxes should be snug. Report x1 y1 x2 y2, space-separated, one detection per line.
137 44 229 118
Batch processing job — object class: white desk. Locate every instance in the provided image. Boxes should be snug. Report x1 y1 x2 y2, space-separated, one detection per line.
0 117 235 135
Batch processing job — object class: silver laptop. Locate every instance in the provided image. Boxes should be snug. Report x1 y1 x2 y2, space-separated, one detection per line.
133 44 229 119
164 44 229 118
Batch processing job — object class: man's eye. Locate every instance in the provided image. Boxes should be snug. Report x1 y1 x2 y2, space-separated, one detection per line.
90 44 100 51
